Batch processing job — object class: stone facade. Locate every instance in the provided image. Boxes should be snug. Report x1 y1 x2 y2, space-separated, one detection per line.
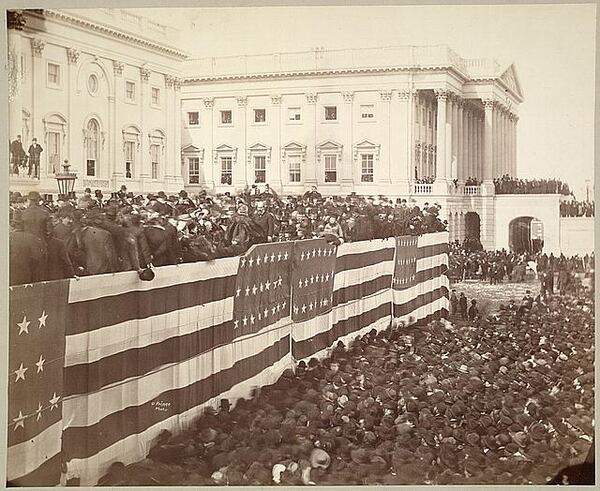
8 9 186 195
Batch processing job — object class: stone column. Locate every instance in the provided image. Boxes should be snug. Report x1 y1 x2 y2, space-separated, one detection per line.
8 12 25 147
482 99 495 184
172 78 184 189
471 109 477 181
31 39 45 176
478 114 484 180
270 94 283 192
451 95 459 180
342 91 356 189
396 90 411 189
304 93 318 188
202 97 215 189
513 115 519 176
163 75 174 183
235 96 248 188
456 99 464 181
501 107 507 176
434 90 448 182
112 61 124 182
445 93 454 181
139 66 150 188
414 95 421 180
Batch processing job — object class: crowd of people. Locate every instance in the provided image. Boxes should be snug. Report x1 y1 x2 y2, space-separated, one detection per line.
560 200 595 217
493 175 571 195
97 285 594 486
415 176 435 184
9 185 447 285
448 241 594 291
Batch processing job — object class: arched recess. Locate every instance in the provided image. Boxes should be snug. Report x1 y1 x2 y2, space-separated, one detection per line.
82 114 105 178
76 58 114 97
509 216 544 254
148 128 166 180
122 124 142 179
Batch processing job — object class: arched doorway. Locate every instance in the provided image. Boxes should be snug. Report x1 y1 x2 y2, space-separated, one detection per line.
464 212 482 251
509 216 544 254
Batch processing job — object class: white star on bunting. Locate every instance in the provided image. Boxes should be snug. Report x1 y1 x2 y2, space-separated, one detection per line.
242 316 248 326
277 252 282 261
248 257 254 267
234 320 239 329
35 355 45 373
36 402 43 421
240 257 246 267
17 316 30 335
38 310 48 328
13 411 25 430
49 393 60 410
256 256 261 266
284 252 289 260
14 363 28 382
264 254 269 263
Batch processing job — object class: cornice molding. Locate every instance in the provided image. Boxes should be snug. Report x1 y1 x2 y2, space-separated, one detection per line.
36 9 188 60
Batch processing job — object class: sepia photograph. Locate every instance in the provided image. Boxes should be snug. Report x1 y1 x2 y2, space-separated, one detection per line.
3 2 596 487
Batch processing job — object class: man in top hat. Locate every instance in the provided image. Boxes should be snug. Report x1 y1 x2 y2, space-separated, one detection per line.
27 137 43 179
10 134 26 176
225 204 262 252
21 191 51 241
254 201 277 243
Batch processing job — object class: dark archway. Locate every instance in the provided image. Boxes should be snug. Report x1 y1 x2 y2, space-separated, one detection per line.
464 212 482 251
509 216 544 254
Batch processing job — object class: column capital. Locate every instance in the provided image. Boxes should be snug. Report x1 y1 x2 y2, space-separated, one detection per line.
271 95 282 105
67 47 80 65
379 90 393 102
31 38 45 58
173 77 182 91
397 90 411 101
482 98 496 110
164 74 175 88
140 65 151 83
434 89 451 101
203 97 214 109
342 91 354 103
305 93 317 104
7 10 26 30
113 60 124 76
236 96 248 107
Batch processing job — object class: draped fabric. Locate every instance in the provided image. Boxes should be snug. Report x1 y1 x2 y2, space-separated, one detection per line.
7 233 449 486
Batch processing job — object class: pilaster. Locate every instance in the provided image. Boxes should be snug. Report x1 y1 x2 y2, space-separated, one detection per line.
378 90 393 186
235 96 248 188
394 90 411 193
304 93 318 187
202 97 215 189
270 94 283 191
434 89 448 185
482 98 495 188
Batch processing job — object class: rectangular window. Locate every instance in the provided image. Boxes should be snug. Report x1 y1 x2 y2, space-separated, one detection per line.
47 131 60 175
126 81 136 102
288 107 301 121
151 87 160 106
86 160 96 177
289 155 301 182
188 111 199 125
188 157 200 184
124 141 135 178
150 144 159 179
254 109 266 123
220 110 232 124
221 156 232 184
324 106 337 121
47 62 60 86
254 155 266 183
361 154 374 182
324 155 337 182
360 105 374 119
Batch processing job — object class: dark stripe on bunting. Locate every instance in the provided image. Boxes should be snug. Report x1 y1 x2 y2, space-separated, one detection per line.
62 334 290 460
64 317 234 397
392 286 449 318
334 246 395 273
416 242 449 259
292 301 391 360
415 264 448 284
7 452 62 487
333 275 392 307
66 275 236 335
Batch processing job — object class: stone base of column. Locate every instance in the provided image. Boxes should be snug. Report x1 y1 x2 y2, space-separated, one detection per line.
481 181 495 196
432 180 449 195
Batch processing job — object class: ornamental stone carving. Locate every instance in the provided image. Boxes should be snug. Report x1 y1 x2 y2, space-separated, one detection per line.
380 90 393 101
173 77 182 91
164 74 174 88
113 60 124 76
434 89 450 101
203 97 214 109
342 91 354 103
482 98 496 110
140 65 151 82
305 93 317 104
67 48 80 65
271 95 282 105
31 38 45 58
397 90 411 101
236 96 247 107
7 10 26 30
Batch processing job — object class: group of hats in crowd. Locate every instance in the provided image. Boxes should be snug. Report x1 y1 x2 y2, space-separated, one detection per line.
560 199 595 218
97 286 594 486
493 175 571 195
9 185 448 272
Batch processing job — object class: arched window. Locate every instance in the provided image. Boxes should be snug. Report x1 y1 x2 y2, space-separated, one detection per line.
86 118 100 177
43 113 67 176
148 129 166 180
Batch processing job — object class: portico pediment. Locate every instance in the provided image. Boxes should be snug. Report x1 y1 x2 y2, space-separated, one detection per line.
498 64 524 101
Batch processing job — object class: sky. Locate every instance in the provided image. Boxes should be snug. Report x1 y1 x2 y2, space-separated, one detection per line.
142 4 596 199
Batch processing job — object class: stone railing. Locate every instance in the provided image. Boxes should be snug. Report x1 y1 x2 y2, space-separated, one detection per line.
413 183 433 194
463 185 481 196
